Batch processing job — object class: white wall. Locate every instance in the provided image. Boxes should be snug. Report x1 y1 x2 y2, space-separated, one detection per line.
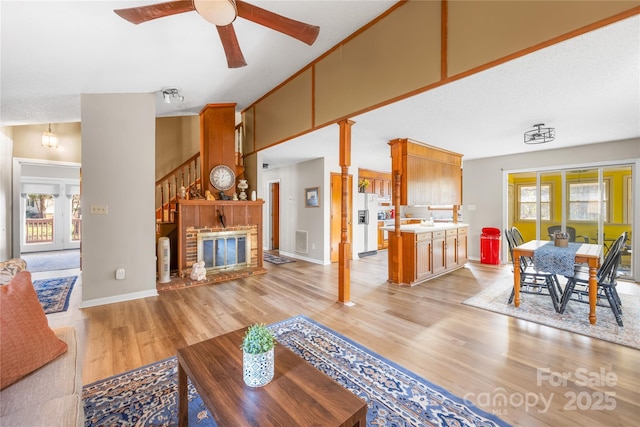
0 127 14 260
463 138 640 276
80 94 158 306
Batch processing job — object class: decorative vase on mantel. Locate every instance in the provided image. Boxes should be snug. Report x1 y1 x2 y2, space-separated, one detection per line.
237 179 249 201
241 323 276 387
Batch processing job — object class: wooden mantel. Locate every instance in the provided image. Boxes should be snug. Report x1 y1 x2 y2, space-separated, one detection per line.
176 199 264 277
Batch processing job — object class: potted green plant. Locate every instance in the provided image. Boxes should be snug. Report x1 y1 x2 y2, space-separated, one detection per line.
241 323 276 387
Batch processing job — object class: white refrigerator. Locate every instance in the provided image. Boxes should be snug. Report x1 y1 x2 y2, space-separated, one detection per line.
356 193 379 257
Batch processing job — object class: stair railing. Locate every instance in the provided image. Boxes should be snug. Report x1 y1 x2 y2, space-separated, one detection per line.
156 153 201 223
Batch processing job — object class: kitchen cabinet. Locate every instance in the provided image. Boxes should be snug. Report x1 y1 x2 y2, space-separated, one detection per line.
359 168 391 199
431 230 446 275
415 232 433 281
378 221 388 249
395 225 468 285
445 228 458 268
457 227 468 264
389 139 462 207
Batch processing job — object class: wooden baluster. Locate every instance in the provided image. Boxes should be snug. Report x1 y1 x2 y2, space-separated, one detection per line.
161 184 165 222
168 180 172 223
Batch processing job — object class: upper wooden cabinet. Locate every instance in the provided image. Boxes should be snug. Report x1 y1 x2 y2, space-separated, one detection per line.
389 139 462 206
358 168 392 199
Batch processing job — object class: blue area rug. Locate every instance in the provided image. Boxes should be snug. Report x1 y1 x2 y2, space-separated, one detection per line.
33 276 77 314
21 249 80 272
83 315 509 426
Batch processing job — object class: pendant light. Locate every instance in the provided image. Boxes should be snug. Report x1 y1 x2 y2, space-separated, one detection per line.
42 124 58 148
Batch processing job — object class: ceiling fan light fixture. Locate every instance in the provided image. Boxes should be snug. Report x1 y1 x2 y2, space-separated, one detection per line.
194 0 237 26
524 123 555 144
42 124 58 148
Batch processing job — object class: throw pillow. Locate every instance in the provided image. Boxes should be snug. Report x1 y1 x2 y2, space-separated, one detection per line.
0 258 27 285
0 271 67 390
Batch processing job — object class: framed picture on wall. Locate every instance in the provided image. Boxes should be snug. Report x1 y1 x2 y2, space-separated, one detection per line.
305 187 319 208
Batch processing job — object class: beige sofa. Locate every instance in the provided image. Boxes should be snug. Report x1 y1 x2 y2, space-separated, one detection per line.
0 326 84 426
0 259 84 426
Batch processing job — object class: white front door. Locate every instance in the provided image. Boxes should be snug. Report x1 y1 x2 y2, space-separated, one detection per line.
21 179 81 253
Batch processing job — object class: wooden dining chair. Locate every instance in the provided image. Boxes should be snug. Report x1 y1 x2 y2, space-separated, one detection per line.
505 228 562 312
558 232 627 326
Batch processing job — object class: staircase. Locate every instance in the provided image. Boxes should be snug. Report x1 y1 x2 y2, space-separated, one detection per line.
155 148 245 237
156 152 201 225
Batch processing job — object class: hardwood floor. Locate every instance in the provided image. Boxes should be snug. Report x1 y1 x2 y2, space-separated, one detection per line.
51 252 639 427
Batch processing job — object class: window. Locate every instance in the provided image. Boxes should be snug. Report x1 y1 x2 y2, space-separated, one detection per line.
517 183 551 221
568 179 609 222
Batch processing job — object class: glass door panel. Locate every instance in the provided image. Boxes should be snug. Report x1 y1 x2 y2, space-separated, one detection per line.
602 165 632 278
64 192 81 249
22 192 62 252
565 168 599 245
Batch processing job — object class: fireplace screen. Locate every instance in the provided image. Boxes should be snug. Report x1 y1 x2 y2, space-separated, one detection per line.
197 231 250 270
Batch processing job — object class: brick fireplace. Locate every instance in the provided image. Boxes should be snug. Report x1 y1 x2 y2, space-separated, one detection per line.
176 199 265 280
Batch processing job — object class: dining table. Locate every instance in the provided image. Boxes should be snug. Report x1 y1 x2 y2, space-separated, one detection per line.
512 240 603 325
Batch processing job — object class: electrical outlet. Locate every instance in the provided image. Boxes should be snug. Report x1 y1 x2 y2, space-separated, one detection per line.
115 268 125 280
90 204 109 215
311 243 316 250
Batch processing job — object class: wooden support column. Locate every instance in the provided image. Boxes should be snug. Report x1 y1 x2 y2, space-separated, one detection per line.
338 119 354 303
387 139 405 284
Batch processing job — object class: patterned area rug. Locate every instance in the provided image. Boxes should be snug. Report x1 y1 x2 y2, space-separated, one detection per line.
83 315 509 427
33 275 77 314
463 277 640 350
263 252 296 265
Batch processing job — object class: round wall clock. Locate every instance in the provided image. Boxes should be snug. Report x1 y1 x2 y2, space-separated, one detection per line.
209 164 236 191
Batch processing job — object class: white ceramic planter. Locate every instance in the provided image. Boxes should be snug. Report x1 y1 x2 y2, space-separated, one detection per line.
243 348 274 387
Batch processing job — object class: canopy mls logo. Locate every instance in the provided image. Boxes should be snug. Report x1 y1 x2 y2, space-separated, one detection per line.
464 367 618 416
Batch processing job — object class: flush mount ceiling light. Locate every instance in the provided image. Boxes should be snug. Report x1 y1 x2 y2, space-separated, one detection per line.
524 123 555 144
41 124 58 148
162 88 184 104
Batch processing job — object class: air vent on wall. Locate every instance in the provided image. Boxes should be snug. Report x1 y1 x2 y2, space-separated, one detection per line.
295 230 308 254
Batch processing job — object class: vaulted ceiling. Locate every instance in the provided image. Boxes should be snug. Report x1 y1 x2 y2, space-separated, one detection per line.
1 2 638 172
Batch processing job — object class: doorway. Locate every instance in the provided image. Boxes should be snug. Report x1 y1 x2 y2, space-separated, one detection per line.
21 179 81 253
269 181 280 250
14 161 81 261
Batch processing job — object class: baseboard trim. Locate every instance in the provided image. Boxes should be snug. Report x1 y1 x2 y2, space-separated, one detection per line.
79 289 158 308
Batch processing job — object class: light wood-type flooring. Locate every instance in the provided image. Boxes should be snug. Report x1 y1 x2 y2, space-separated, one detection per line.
47 252 640 427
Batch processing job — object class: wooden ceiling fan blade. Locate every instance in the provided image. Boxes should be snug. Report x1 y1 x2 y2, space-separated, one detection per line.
236 0 319 45
114 0 195 25
216 24 247 68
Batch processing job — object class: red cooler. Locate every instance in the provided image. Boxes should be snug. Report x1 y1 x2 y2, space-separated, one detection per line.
481 227 501 265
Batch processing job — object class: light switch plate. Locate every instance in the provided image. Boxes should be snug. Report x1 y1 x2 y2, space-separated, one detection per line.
90 204 109 215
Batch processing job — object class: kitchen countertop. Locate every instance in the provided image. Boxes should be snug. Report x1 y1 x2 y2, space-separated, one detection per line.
377 217 429 223
380 222 468 233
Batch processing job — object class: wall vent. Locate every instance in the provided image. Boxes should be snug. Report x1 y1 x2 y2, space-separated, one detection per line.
295 230 308 254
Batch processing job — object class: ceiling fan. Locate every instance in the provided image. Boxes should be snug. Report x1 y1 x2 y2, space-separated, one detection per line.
114 0 320 68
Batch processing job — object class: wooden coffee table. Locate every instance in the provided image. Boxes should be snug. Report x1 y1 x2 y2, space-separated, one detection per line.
177 328 368 426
